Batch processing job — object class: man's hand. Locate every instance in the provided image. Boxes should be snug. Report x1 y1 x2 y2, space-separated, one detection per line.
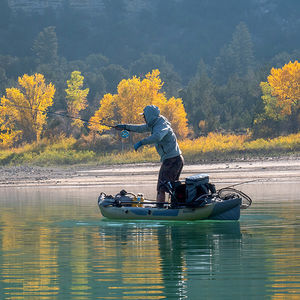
115 124 126 131
134 141 143 151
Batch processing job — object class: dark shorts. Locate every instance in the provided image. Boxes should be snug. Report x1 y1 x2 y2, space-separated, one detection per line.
157 155 184 192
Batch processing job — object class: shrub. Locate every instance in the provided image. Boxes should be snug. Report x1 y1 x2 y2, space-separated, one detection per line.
74 133 118 152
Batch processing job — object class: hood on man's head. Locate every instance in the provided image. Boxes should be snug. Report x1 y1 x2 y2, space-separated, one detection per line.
143 105 160 126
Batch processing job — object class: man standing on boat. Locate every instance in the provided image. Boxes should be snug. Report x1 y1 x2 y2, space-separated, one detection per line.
115 105 184 208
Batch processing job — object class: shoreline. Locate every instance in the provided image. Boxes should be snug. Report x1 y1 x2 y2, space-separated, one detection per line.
0 156 299 188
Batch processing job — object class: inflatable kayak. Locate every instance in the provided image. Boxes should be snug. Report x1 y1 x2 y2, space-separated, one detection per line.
97 174 252 221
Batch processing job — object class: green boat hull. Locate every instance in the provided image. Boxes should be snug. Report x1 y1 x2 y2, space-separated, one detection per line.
98 197 242 221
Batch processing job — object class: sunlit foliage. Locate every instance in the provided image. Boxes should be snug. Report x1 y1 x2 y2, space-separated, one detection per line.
160 97 189 139
259 82 284 121
65 71 89 131
0 73 55 146
1 132 299 166
179 133 247 155
180 132 300 158
267 61 300 116
254 61 300 135
89 69 189 139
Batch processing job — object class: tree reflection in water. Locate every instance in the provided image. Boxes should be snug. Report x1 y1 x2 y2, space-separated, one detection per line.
96 221 243 299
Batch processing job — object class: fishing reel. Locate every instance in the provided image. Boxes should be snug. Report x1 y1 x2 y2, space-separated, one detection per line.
120 130 129 139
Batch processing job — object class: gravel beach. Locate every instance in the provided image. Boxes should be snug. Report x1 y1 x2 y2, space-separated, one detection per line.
0 157 299 188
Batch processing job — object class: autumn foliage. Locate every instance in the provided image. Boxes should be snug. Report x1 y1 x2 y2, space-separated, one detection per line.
0 63 298 158
65 71 89 130
89 69 189 139
254 61 300 135
0 73 55 146
267 60 300 116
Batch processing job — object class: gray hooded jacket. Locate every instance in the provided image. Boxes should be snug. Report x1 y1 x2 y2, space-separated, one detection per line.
125 105 182 162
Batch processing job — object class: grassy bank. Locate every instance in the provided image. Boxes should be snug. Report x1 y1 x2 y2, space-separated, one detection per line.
0 132 299 166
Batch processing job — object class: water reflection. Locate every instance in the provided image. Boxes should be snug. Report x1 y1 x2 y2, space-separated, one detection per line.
96 221 242 299
0 184 299 299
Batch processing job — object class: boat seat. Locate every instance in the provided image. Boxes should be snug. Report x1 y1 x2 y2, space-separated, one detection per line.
167 175 216 207
170 181 186 205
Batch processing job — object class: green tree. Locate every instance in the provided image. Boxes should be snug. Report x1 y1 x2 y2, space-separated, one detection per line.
130 54 181 97
84 54 109 72
215 74 260 131
101 64 129 94
213 22 255 84
252 82 285 137
36 58 71 111
32 26 58 64
182 62 218 135
65 71 89 134
84 72 106 111
270 50 300 69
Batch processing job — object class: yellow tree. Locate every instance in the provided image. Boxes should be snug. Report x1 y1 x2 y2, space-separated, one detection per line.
0 73 55 146
89 69 189 139
253 61 300 136
160 97 189 139
267 60 300 117
65 71 89 133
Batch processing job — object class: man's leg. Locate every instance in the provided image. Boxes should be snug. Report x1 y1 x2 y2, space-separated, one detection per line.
156 164 167 207
156 155 184 207
157 190 165 203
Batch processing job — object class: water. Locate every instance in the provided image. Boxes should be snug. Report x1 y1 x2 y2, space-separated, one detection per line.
0 183 299 299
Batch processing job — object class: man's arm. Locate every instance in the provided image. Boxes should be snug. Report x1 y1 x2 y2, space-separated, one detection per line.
140 126 168 145
125 123 150 133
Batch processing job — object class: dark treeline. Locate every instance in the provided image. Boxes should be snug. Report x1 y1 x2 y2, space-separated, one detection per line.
0 0 299 137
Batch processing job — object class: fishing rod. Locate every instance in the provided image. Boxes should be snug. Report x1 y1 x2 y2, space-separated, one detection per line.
0 103 131 138
0 103 115 128
222 179 259 189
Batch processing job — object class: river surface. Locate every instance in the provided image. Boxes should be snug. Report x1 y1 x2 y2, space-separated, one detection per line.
0 181 299 299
